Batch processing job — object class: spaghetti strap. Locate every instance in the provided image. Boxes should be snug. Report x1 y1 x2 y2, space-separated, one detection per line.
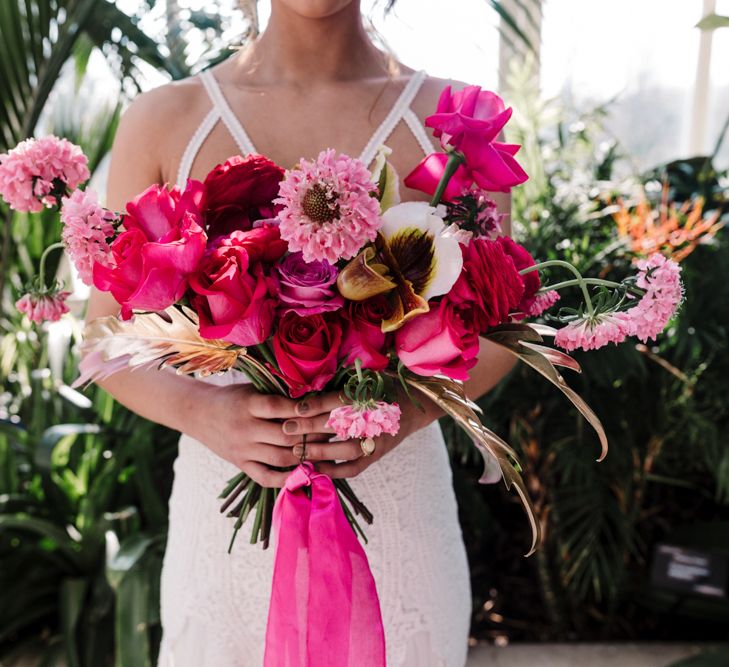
198 69 258 156
358 69 430 167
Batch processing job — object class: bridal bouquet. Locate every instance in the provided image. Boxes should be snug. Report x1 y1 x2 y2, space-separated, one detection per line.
2 83 685 664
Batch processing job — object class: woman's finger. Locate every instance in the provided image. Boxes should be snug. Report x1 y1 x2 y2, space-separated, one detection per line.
294 392 343 417
281 414 336 437
292 438 362 462
249 442 300 468
248 393 300 419
242 461 290 488
316 459 367 479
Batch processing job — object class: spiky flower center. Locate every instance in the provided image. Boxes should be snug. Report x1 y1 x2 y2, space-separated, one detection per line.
302 184 339 223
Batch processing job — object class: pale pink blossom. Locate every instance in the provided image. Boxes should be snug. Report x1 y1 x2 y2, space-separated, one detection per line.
16 290 70 324
470 187 505 239
554 312 630 352
326 401 402 440
60 189 117 285
276 149 382 263
623 253 683 342
525 289 560 317
0 136 89 212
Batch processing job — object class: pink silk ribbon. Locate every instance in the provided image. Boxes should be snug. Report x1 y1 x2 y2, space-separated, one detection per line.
263 462 386 667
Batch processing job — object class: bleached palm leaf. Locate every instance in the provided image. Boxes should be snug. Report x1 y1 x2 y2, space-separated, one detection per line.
397 373 541 557
73 306 243 387
485 322 609 462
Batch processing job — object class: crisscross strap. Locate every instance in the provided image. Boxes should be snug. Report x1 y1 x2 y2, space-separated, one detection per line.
199 69 258 156
358 69 431 166
176 68 435 189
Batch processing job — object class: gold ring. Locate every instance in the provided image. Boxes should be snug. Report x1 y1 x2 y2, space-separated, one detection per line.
360 437 376 457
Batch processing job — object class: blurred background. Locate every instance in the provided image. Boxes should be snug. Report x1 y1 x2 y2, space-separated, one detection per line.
1 1 728 665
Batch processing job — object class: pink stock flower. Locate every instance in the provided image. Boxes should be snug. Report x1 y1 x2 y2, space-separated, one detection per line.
60 189 117 286
93 181 207 319
0 136 89 212
404 86 528 200
622 253 683 342
16 290 70 324
276 149 382 263
554 312 630 352
525 290 560 317
326 401 402 440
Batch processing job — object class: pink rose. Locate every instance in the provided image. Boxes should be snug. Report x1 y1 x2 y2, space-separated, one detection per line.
497 236 541 317
272 312 343 398
446 238 524 332
189 225 286 346
277 252 344 315
395 299 479 381
339 296 392 371
404 85 528 199
93 181 207 319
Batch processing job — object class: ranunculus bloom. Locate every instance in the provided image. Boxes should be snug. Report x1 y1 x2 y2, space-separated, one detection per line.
201 154 285 239
326 401 401 440
16 290 70 324
60 188 117 286
404 85 528 199
0 136 90 212
189 225 287 346
277 251 344 316
272 311 343 398
339 295 393 371
92 181 207 319
395 299 480 381
497 236 541 317
446 238 525 332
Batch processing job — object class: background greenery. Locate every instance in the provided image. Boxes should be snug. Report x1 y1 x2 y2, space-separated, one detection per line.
1 1 728 665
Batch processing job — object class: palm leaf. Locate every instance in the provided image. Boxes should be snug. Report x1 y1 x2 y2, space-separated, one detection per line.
485 322 609 462
396 372 541 556
74 306 244 386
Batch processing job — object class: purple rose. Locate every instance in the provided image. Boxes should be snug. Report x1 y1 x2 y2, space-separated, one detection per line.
277 252 344 315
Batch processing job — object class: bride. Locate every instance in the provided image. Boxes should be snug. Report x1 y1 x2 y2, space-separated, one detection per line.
86 0 516 664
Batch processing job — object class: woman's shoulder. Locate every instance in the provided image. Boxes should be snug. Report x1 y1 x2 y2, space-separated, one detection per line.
411 73 472 121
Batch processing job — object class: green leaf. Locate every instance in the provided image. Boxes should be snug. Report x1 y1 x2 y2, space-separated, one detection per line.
696 14 729 31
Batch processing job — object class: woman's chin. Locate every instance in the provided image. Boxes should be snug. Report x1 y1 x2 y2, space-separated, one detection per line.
274 0 357 20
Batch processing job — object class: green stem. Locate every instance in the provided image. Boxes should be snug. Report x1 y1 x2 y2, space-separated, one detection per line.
429 151 466 207
38 242 65 290
520 259 595 317
538 277 644 298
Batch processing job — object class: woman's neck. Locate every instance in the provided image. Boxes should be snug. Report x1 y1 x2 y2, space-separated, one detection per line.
230 2 391 87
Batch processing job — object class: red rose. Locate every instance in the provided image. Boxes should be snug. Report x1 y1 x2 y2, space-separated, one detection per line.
496 236 540 317
93 181 206 319
201 155 284 239
272 311 343 398
446 238 524 332
339 296 393 371
395 299 479 381
189 225 286 346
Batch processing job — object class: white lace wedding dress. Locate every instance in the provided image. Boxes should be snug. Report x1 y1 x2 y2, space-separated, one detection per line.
156 69 472 667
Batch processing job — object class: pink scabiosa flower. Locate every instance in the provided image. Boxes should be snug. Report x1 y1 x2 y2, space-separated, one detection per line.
60 189 118 286
326 401 402 440
623 253 683 342
525 290 560 317
554 311 630 352
16 289 70 324
0 136 89 212
276 149 382 263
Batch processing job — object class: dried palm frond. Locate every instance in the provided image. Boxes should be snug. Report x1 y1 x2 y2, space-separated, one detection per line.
73 306 244 387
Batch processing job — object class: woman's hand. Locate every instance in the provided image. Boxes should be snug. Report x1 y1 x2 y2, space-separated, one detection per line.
183 383 344 487
308 399 439 480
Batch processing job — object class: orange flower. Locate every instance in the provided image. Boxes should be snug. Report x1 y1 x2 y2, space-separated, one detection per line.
611 182 724 262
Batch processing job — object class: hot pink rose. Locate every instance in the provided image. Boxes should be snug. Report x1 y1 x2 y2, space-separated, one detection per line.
497 236 541 316
272 311 343 398
446 238 524 332
277 251 344 315
189 224 286 346
404 85 528 199
93 181 207 319
395 299 479 381
339 296 393 371
201 154 284 239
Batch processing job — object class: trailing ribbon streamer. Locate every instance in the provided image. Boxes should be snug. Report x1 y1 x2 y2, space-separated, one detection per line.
264 462 386 667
